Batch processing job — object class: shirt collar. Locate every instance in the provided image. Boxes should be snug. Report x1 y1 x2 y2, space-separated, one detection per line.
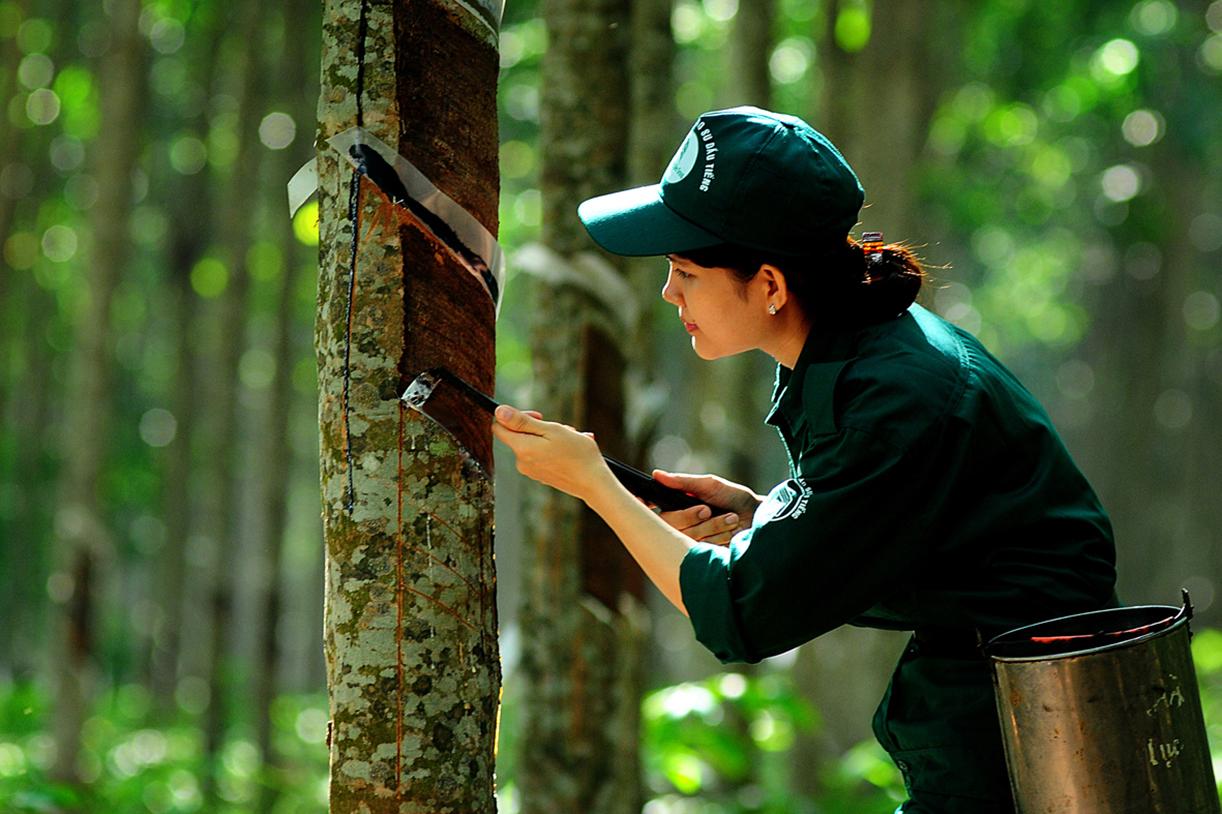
765 320 861 429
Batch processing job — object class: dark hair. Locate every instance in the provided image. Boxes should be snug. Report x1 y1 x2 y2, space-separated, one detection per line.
675 236 925 328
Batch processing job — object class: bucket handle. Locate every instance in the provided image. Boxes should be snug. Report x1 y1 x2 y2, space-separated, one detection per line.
1026 590 1192 646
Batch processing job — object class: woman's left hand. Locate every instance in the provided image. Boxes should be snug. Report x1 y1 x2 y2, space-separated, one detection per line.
491 404 613 502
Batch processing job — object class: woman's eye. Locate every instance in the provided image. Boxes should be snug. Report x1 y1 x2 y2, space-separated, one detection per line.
675 269 692 280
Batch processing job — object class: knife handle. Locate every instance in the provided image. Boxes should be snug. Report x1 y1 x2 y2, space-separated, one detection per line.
602 456 704 512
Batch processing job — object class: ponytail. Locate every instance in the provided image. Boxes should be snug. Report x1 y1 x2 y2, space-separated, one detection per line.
846 232 925 323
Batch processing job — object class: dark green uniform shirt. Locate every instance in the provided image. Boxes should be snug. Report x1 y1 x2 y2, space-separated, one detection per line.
678 304 1116 811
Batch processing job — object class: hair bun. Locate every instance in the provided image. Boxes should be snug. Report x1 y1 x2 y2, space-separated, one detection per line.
852 235 924 321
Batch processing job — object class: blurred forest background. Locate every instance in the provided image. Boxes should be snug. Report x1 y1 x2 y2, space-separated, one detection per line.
1 0 1221 811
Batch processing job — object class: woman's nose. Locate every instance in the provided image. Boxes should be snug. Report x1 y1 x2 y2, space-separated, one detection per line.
661 272 680 305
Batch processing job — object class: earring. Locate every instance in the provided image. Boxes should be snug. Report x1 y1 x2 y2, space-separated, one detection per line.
768 304 777 315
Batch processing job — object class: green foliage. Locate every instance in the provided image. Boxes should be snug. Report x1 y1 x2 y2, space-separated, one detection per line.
638 671 902 813
0 683 329 813
1194 627 1222 798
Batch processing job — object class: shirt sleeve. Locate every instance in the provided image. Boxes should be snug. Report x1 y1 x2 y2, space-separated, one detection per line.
679 425 944 663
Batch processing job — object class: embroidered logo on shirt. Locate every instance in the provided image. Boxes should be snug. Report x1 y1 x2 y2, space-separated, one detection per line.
759 478 812 523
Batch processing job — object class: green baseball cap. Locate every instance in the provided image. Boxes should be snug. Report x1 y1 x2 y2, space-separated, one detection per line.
577 106 864 257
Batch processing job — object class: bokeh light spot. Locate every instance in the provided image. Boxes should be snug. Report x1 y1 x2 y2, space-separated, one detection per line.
1092 38 1140 79
49 135 85 172
17 52 53 89
139 408 177 447
169 134 207 175
1200 34 1222 74
191 257 228 298
25 87 60 125
513 189 540 228
834 3 870 52
498 28 524 69
1183 291 1220 331
499 139 534 180
1153 389 1192 431
703 0 738 23
1131 0 1177 36
1208 0 1222 33
770 38 812 85
41 224 77 262
1121 109 1162 147
258 111 296 150
672 2 704 45
16 17 52 53
149 17 185 54
1188 212 1222 252
1100 164 1141 202
4 231 38 270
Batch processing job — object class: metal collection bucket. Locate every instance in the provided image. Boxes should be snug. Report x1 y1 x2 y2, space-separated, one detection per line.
986 592 1221 814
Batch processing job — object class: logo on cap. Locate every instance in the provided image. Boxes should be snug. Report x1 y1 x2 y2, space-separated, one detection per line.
695 121 719 192
664 130 699 184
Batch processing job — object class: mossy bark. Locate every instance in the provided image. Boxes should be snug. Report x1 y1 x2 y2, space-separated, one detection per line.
317 1 500 811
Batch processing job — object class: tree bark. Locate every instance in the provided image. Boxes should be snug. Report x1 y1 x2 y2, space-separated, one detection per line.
317 1 501 810
517 2 647 813
47 0 145 787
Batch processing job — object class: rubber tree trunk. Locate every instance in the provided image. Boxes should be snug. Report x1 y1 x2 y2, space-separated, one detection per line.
47 0 145 787
517 2 647 813
253 3 316 808
148 0 229 718
316 1 501 810
200 3 270 801
625 0 675 375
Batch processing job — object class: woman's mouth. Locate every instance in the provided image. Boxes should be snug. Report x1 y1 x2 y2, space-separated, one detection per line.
683 321 698 333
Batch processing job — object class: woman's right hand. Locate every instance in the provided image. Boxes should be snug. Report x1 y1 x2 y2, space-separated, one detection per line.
650 470 763 546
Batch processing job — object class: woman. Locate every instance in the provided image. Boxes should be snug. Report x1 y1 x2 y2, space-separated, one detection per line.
493 106 1116 813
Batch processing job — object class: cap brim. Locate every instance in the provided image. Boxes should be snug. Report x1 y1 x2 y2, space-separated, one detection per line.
577 184 724 257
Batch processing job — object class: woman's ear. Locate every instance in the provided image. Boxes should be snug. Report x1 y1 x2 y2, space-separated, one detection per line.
758 263 790 311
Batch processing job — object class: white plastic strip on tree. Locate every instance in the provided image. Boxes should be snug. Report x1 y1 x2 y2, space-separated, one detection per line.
289 127 507 317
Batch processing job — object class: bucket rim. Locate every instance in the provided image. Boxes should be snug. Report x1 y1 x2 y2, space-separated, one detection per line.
985 599 1191 662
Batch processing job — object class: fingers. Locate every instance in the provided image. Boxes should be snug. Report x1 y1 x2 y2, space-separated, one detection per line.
657 503 712 531
494 404 547 436
685 512 740 542
659 503 740 543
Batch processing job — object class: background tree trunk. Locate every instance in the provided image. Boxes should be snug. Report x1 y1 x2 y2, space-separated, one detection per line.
789 0 944 786
148 0 229 718
47 0 145 786
518 1 647 812
317 0 501 810
200 2 270 799
253 2 316 807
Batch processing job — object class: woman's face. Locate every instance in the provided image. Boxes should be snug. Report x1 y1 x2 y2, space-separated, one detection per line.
661 254 768 360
